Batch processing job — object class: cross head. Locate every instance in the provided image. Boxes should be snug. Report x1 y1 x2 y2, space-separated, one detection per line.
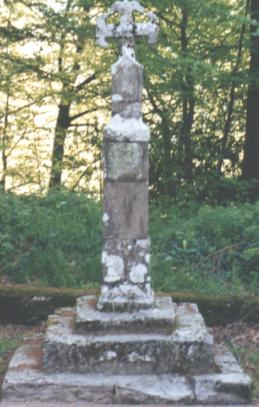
96 0 159 52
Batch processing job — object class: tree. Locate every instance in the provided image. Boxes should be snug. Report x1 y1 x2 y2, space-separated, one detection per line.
242 0 259 180
0 0 42 191
0 0 256 197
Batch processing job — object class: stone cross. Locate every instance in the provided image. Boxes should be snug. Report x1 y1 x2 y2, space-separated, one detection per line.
96 0 159 312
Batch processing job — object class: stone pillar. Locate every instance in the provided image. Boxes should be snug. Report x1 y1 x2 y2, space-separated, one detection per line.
96 1 159 311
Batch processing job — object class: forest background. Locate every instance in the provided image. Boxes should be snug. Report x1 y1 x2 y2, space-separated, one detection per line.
1 0 259 296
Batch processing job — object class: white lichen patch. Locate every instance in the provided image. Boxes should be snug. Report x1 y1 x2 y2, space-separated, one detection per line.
112 94 123 102
136 239 150 249
129 263 147 284
97 282 155 309
100 350 117 361
105 114 150 142
127 352 152 363
102 251 124 283
102 213 110 224
145 254 150 264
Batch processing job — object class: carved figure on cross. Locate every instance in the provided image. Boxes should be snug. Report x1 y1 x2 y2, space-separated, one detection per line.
97 0 159 56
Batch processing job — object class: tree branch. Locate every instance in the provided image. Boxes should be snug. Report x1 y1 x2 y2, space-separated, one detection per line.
75 72 97 92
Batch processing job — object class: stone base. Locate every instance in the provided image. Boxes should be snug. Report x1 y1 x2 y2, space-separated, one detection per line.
2 338 251 405
97 282 155 311
1 296 252 404
42 299 214 375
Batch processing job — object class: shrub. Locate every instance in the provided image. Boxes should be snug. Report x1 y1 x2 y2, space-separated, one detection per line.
0 190 102 287
0 190 258 295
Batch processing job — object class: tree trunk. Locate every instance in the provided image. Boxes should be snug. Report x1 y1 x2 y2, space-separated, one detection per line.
180 7 195 182
48 0 72 189
146 87 174 195
48 101 71 188
217 0 249 175
0 89 10 191
242 0 259 180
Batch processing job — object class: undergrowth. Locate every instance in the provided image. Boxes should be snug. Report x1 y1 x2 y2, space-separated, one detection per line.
0 189 258 295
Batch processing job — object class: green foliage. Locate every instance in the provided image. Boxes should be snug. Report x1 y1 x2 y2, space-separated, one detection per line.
150 198 259 294
0 190 102 287
0 0 257 196
0 190 258 295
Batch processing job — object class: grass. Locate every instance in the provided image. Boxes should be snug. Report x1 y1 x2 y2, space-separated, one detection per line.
0 337 21 357
0 189 259 296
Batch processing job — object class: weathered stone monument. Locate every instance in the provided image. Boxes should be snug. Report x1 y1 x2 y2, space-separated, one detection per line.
1 1 252 405
97 0 158 312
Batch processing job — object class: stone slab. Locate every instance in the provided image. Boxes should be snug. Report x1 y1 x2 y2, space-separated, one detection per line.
103 182 148 240
104 141 148 182
42 303 214 375
2 339 252 405
213 345 244 374
97 282 155 312
76 296 175 335
194 373 252 405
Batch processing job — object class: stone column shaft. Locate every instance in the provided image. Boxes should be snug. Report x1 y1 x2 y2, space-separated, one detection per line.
97 50 154 311
96 0 159 312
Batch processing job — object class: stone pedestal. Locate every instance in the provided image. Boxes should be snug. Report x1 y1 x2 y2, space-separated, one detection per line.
2 295 252 404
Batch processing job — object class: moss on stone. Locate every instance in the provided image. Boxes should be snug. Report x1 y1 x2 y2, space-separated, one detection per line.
0 285 258 326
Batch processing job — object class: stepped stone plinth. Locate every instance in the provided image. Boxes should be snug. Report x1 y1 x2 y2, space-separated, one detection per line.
42 297 214 376
1 0 252 405
2 296 251 404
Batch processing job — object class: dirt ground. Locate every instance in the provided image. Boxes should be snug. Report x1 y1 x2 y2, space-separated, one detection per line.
0 322 258 403
210 323 259 403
